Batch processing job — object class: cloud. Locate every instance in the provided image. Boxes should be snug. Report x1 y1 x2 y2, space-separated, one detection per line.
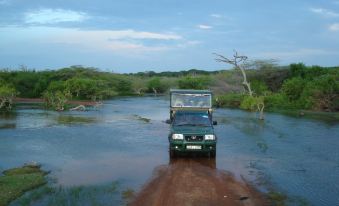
102 29 182 40
25 9 89 24
0 26 185 53
210 14 222 18
54 28 182 52
197 24 212 29
309 8 339 17
329 23 339 31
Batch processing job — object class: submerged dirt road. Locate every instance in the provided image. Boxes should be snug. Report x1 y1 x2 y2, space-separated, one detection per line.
129 158 268 206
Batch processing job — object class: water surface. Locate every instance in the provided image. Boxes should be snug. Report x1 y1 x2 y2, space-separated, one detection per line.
0 97 338 205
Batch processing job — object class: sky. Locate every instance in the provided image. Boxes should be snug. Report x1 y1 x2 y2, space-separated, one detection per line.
1 0 339 72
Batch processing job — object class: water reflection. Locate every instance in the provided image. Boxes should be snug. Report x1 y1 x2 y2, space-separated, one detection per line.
0 112 17 129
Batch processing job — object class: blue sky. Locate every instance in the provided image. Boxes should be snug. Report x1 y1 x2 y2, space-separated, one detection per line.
1 0 339 72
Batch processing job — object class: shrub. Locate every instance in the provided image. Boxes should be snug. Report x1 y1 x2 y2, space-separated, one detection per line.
264 93 292 110
300 74 339 111
214 93 245 108
178 76 211 90
147 77 168 93
281 77 306 101
240 96 259 111
251 80 269 95
0 84 17 110
43 90 72 111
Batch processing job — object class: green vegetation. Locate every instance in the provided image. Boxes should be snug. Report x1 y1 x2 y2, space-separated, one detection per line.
133 115 151 123
0 63 338 112
121 188 135 204
215 63 338 112
268 191 287 206
0 164 48 206
57 115 98 124
14 181 121 206
0 84 17 111
178 76 211 89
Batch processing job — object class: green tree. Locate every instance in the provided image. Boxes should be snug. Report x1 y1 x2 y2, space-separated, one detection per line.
43 90 72 111
289 63 307 78
147 77 168 93
0 84 17 110
116 79 132 94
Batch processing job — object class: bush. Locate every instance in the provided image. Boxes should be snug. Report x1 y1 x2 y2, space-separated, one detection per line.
289 63 307 78
0 84 17 110
178 76 211 90
214 93 245 108
240 96 261 111
300 74 339 111
147 77 168 93
251 80 269 95
264 93 292 110
281 77 306 101
43 90 72 111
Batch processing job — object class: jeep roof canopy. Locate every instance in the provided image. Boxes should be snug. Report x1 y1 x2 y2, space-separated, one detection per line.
170 89 212 109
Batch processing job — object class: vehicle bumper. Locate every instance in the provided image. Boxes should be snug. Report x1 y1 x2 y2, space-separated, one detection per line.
169 141 216 153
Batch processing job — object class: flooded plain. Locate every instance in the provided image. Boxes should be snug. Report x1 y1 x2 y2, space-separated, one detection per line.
0 97 338 205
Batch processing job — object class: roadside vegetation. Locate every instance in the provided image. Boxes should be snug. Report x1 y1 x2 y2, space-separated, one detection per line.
0 63 338 112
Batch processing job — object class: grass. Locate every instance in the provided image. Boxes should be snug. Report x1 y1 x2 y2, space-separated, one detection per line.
0 165 48 206
122 188 135 203
268 191 287 206
57 115 97 124
133 115 151 123
17 186 54 206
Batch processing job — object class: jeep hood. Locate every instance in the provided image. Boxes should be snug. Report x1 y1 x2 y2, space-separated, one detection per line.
171 125 214 135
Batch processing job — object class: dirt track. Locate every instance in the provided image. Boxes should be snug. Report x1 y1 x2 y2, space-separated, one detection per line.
129 158 268 206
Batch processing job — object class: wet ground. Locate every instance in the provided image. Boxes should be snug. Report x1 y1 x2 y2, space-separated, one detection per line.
130 158 268 206
0 97 338 205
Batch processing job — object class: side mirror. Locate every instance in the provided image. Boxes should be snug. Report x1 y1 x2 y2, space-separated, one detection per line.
213 121 218 125
165 119 172 124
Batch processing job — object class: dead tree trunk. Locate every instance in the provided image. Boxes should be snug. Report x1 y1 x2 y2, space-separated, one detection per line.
214 51 253 96
214 51 264 120
257 101 265 120
152 88 157 96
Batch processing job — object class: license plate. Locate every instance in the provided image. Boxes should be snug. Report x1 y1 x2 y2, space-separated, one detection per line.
186 145 202 150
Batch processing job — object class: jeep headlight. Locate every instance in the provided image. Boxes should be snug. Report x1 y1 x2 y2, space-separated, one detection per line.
205 134 215 140
172 134 184 140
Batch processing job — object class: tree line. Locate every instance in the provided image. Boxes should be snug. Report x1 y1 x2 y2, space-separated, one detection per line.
0 63 338 112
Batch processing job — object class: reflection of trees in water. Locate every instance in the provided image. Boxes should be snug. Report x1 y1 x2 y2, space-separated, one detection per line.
216 114 281 153
0 111 17 120
0 112 17 129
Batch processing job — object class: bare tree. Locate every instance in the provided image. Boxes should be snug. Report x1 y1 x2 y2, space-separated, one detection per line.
214 51 265 120
214 51 253 97
152 87 157 96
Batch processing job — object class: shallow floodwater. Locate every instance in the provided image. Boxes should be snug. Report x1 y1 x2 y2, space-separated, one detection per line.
0 97 338 205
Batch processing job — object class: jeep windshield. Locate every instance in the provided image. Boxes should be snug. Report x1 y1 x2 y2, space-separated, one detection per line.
173 112 212 127
171 93 211 108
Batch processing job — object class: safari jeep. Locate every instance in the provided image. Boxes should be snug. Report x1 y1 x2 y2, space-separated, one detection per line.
168 89 217 158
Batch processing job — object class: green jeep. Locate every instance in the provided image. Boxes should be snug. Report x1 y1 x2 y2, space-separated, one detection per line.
168 89 217 158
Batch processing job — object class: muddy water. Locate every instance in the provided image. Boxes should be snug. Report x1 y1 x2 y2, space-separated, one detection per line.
0 97 338 205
